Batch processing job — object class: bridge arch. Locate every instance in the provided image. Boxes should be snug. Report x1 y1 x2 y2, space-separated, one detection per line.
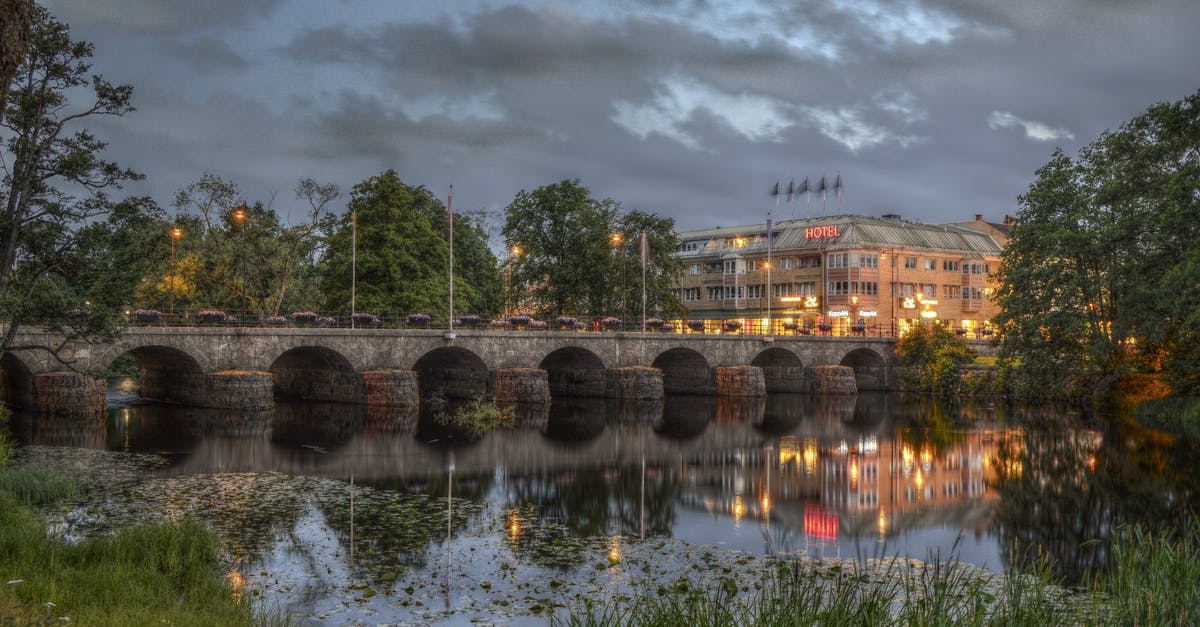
539 347 606 397
112 345 208 405
413 347 488 400
839 348 891 391
270 346 361 403
751 347 805 393
652 348 713 395
1 351 39 409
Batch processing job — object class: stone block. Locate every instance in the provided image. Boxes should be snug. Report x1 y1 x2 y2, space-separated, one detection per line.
715 366 766 397
494 368 549 403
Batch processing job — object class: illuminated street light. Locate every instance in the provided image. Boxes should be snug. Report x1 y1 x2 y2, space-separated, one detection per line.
169 226 184 319
231 207 248 320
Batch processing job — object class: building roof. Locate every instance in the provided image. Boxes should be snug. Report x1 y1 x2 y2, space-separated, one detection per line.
676 214 1002 259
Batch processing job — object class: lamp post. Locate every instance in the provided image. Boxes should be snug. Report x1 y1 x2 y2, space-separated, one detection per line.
169 226 183 322
506 244 522 317
231 207 248 322
610 232 625 323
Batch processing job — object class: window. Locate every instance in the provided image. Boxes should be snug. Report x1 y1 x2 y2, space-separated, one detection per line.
780 257 795 270
943 260 960 272
943 285 959 299
725 285 745 299
704 263 722 274
689 264 701 275
923 283 936 296
858 281 879 296
904 257 917 269
800 255 821 268
858 253 879 268
828 253 849 268
901 283 915 297
747 285 762 299
683 287 700 301
796 281 816 295
774 283 792 298
723 260 741 274
707 286 723 300
962 287 984 300
746 259 758 271
963 262 990 275
923 259 935 271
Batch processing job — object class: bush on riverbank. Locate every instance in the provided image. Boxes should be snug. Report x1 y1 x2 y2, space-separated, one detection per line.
1135 396 1200 441
894 324 977 396
0 466 266 625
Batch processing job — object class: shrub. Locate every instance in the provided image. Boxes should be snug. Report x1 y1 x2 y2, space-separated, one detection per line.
507 315 531 328
601 317 623 330
198 309 226 324
290 311 318 324
352 312 381 327
132 309 162 324
530 320 548 329
554 316 579 330
894 323 977 395
263 315 287 326
459 314 483 328
645 317 666 330
316 316 336 327
722 320 742 333
489 319 509 329
687 320 706 332
407 313 432 327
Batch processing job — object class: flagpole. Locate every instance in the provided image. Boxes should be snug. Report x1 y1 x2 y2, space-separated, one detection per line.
447 186 455 336
640 231 647 332
351 210 356 328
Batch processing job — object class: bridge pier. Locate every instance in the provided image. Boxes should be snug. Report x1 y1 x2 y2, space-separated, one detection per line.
494 368 550 403
34 372 105 418
206 371 274 408
811 365 858 395
362 369 419 406
605 366 664 400
716 366 766 397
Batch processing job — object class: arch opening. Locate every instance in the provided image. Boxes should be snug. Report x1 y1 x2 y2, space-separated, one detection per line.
270 346 361 403
539 347 606 397
413 347 488 400
1 352 38 410
751 347 806 393
651 348 713 395
111 346 207 405
839 348 890 391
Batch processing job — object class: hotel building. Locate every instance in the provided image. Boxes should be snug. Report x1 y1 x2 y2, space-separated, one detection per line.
670 214 1003 337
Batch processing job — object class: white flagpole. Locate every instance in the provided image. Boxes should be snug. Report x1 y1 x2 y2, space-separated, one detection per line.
351 210 356 328
447 186 454 335
640 231 648 332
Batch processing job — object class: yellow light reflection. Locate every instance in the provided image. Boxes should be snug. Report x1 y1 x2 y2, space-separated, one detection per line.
915 468 924 491
227 570 245 605
760 493 771 515
733 495 746 526
803 439 818 476
878 509 888 538
850 456 859 484
608 536 622 564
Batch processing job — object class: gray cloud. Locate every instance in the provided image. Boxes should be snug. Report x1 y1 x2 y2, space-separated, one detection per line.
25 0 1200 234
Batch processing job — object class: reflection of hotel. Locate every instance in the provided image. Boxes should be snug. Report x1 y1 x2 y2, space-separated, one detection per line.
670 214 1003 336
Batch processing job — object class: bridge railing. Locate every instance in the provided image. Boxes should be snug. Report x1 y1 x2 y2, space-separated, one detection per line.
123 309 940 339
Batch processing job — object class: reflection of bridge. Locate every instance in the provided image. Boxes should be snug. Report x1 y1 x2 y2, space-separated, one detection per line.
2 328 904 410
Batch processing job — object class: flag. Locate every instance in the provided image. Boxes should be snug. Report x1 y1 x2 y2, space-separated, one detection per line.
639 231 649 268
834 174 842 196
785 179 795 201
817 176 827 193
799 177 810 194
770 180 780 197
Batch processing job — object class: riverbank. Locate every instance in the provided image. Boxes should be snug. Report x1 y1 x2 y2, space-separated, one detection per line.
0 446 267 625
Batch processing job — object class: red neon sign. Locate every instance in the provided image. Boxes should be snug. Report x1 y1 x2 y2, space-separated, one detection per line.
805 225 841 239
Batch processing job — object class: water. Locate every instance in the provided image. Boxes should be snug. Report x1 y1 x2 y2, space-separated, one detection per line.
6 382 1199 624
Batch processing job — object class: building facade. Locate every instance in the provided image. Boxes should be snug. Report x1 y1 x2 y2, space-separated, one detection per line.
671 214 1003 337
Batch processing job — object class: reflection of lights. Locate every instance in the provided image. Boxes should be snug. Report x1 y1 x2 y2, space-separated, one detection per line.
779 436 801 466
915 468 924 490
850 456 859 484
901 445 915 474
803 439 818 476
859 435 878 454
920 445 933 471
836 441 849 455
878 510 888 538
228 570 245 605
118 377 137 394
505 508 522 543
1087 454 1097 472
760 493 771 514
733 495 746 526
608 536 622 564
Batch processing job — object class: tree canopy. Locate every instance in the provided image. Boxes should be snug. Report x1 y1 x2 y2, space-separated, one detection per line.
994 89 1200 398
501 179 681 319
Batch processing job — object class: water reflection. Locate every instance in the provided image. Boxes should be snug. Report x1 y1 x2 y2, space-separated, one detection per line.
7 388 1199 608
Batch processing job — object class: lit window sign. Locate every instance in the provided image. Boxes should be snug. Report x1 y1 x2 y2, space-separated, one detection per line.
859 310 878 317
804 296 818 309
804 225 841 239
902 298 917 309
827 309 850 317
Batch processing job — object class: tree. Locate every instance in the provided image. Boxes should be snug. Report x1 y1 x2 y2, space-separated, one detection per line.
994 90 1200 398
893 323 976 395
0 6 141 357
318 170 494 320
0 0 33 124
502 180 681 318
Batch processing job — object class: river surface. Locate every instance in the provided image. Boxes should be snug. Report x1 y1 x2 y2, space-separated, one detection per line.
6 381 1199 624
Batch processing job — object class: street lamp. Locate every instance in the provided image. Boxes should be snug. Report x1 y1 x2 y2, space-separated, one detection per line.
610 232 625 322
169 226 184 321
231 207 248 321
506 244 522 316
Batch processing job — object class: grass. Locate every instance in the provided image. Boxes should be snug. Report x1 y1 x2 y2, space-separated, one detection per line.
1135 396 1200 440
434 396 512 439
0 466 285 626
559 522 1200 626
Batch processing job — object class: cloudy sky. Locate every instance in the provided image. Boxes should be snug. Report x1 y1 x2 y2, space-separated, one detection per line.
38 0 1200 232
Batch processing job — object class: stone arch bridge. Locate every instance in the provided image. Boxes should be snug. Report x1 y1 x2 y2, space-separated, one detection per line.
1 327 900 411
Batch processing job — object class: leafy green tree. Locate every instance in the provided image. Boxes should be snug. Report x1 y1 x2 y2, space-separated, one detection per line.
319 170 495 320
994 90 1200 398
893 323 976 395
0 6 141 354
502 179 681 319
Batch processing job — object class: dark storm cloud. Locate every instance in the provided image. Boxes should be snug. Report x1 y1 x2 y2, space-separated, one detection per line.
27 0 1200 233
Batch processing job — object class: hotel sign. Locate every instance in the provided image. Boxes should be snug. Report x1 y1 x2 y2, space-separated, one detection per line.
804 225 841 239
